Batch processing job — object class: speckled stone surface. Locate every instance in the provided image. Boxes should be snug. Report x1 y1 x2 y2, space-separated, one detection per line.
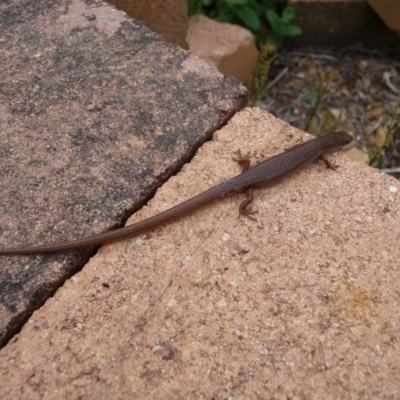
0 108 399 399
0 0 247 347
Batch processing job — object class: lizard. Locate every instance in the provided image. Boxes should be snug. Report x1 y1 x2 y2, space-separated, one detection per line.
0 131 352 255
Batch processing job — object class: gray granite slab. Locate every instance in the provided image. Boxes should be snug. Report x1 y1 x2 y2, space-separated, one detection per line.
0 0 247 347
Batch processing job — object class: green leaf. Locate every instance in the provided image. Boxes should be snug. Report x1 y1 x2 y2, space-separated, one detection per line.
298 92 318 102
247 0 261 13
216 13 236 23
266 9 281 32
282 6 295 23
224 0 248 5
279 25 302 37
237 7 260 31
372 153 384 169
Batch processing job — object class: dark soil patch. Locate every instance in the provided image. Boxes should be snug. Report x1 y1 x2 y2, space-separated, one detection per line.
258 47 400 171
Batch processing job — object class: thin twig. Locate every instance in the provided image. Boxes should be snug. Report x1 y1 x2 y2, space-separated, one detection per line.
264 67 289 92
286 51 336 61
383 71 399 94
380 167 400 174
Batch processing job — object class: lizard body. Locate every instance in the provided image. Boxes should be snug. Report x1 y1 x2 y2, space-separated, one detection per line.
0 131 352 255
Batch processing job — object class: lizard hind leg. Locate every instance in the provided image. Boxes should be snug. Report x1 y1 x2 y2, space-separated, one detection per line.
233 150 258 220
238 187 258 221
